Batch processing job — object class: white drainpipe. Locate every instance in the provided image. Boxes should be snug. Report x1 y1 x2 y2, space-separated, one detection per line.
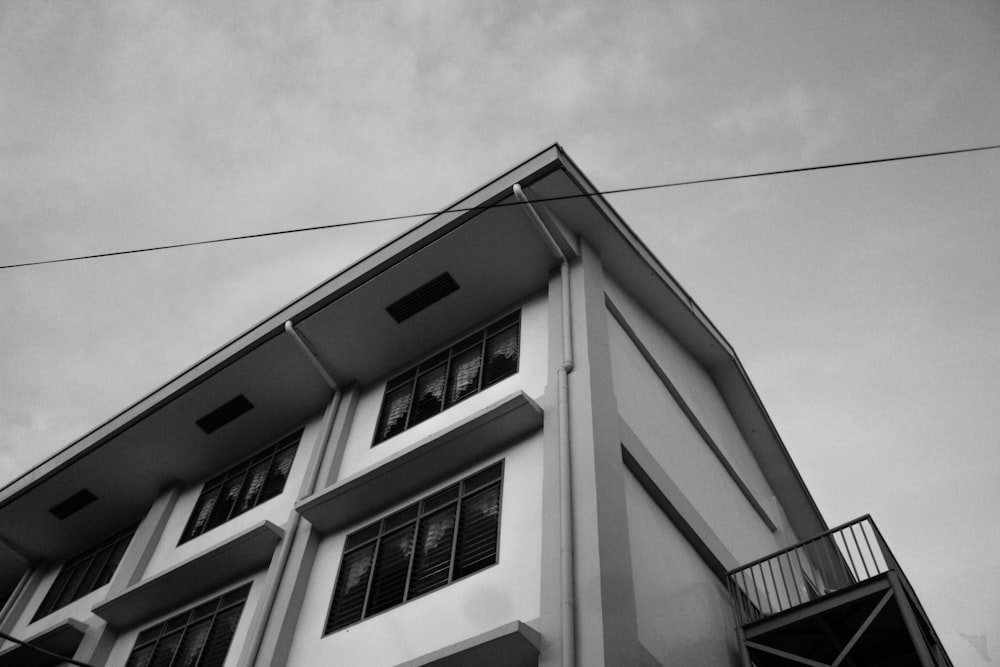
514 184 576 667
240 323 342 667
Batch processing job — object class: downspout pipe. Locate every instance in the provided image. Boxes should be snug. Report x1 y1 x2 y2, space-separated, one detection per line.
514 184 575 667
241 389 342 667
240 323 341 666
284 321 338 391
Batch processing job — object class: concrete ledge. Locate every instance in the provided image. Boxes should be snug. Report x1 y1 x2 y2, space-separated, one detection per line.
297 391 543 534
620 418 739 578
93 520 283 629
0 617 87 666
394 620 541 667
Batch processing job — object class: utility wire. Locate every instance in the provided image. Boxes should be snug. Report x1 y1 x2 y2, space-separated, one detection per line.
0 629 96 667
2 142 998 271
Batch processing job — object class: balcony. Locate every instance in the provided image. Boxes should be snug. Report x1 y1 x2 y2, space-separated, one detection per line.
726 516 952 667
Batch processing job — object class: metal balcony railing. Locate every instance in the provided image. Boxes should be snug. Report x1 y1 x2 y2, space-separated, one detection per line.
725 515 899 626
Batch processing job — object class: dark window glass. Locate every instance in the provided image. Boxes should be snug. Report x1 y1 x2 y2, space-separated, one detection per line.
375 379 415 441
180 430 302 543
366 525 416 614
409 506 457 598
325 462 503 633
34 523 138 621
446 345 482 407
125 584 250 667
410 363 447 425
455 484 501 577
260 442 297 501
326 543 376 631
482 324 520 387
236 459 271 514
373 312 520 445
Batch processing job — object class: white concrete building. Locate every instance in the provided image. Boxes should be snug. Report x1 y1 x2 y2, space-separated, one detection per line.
0 146 951 666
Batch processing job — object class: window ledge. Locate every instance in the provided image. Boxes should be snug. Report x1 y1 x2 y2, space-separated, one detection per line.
93 520 283 629
297 391 542 534
394 620 541 667
0 617 87 666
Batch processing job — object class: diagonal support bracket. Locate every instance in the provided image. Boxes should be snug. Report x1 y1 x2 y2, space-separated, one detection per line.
745 589 896 667
745 641 830 667
831 589 894 666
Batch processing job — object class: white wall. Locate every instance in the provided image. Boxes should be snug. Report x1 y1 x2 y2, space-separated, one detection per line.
143 414 325 578
335 294 548 481
285 433 543 667
624 470 740 666
607 306 787 565
103 572 267 667
605 280 783 520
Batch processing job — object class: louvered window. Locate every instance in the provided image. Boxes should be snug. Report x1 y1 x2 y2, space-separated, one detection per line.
374 311 520 444
125 584 250 667
181 430 301 543
325 462 503 633
33 523 138 621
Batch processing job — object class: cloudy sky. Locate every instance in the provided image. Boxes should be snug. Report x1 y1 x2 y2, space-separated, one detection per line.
2 1 998 661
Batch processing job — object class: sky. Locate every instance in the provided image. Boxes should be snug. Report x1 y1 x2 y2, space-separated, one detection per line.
1 1 998 661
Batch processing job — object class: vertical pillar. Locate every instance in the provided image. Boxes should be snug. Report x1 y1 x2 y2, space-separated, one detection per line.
0 567 32 632
735 625 753 667
0 566 45 637
566 241 640 665
888 571 936 667
73 483 180 662
72 616 117 665
249 388 355 667
108 483 181 597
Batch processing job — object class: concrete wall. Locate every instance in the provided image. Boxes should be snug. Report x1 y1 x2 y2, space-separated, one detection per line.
605 278 799 565
624 469 740 666
284 434 543 667
608 312 783 564
335 293 548 481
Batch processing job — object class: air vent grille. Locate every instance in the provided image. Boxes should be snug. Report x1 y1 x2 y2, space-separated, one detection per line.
196 394 254 434
50 489 97 519
386 273 459 323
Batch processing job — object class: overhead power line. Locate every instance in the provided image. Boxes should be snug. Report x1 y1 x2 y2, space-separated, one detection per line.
2 142 998 271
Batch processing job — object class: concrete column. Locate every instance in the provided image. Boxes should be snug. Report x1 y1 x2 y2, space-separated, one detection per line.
566 241 640 665
249 388 356 667
68 483 181 662
0 566 45 636
72 615 117 665
0 567 32 631
248 521 320 667
107 483 181 597
888 571 936 667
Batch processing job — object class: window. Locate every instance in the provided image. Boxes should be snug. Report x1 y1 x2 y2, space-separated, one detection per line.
180 430 301 543
325 462 503 633
374 311 520 444
33 523 138 621
125 583 250 667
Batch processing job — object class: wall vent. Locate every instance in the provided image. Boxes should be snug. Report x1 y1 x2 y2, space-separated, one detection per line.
386 272 459 323
50 489 97 519
196 394 254 434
